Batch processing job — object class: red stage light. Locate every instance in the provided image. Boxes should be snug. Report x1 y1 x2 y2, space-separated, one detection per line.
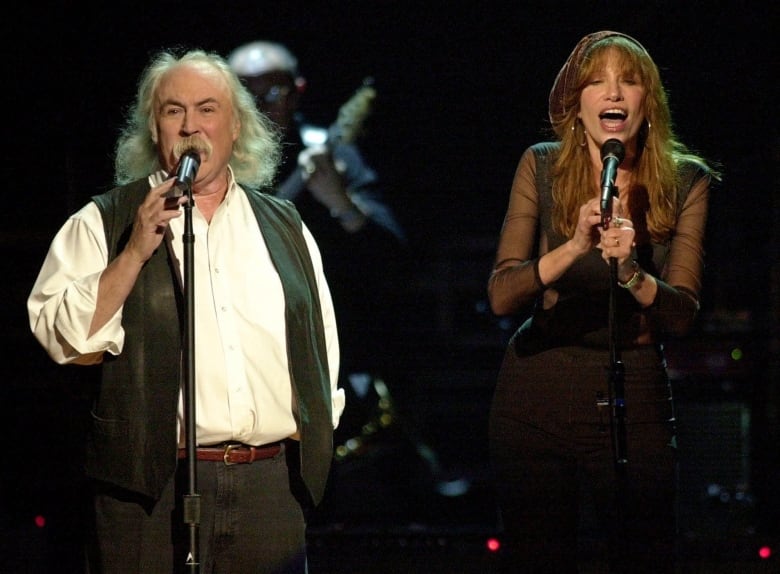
758 545 772 560
486 537 501 552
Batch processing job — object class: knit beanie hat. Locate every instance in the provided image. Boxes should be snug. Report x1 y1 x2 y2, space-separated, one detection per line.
228 41 299 78
548 31 649 126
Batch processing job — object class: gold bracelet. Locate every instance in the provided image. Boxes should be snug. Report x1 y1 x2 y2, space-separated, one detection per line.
618 261 643 289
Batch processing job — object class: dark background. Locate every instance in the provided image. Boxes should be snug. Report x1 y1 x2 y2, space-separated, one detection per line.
2 2 778 572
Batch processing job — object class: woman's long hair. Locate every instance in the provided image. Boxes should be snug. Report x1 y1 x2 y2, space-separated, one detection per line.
549 36 715 241
114 48 281 189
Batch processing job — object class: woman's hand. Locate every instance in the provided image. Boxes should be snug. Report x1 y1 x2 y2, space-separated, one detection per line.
572 197 607 255
597 197 635 266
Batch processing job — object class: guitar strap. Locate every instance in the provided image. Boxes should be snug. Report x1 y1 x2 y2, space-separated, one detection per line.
275 157 307 201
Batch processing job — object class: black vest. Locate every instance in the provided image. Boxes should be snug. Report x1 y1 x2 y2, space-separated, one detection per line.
90 179 333 503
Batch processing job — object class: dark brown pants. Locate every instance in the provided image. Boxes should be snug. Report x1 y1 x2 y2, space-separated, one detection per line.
489 343 678 574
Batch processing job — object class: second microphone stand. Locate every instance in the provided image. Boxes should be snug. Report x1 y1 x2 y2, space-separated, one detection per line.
602 194 628 474
180 185 201 573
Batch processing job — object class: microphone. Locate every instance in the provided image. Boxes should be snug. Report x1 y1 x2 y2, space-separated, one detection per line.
171 149 201 196
599 139 625 225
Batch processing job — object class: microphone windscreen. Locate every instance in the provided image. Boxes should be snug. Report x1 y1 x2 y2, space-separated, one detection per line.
600 139 625 163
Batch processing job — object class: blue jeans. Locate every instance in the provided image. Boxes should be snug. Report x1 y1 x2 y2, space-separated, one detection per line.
88 442 310 573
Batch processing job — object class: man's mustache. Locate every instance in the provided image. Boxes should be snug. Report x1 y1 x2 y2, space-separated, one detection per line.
173 137 212 160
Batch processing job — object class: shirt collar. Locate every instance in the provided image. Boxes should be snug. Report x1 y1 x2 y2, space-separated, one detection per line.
148 166 239 202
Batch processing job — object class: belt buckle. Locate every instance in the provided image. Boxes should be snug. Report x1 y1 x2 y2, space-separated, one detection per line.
223 443 241 466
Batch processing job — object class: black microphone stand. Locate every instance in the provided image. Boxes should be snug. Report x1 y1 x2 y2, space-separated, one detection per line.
602 188 628 475
598 140 629 572
180 184 201 573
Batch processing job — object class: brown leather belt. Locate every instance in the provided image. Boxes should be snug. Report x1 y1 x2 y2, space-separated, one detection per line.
178 441 283 465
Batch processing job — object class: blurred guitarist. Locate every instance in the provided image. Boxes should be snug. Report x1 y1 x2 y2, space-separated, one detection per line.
229 41 467 508
228 40 408 452
228 41 405 239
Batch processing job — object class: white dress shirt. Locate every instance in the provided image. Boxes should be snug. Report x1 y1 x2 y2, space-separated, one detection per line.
28 169 344 447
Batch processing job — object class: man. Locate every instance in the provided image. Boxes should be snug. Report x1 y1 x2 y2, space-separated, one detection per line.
27 48 344 573
227 41 405 240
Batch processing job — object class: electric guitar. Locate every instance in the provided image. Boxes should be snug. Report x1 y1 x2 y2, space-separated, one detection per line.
276 78 377 201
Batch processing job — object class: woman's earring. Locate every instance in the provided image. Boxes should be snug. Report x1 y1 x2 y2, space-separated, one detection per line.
572 122 587 147
640 120 652 148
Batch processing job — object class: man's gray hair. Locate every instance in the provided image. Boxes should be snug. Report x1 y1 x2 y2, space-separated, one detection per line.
114 48 281 189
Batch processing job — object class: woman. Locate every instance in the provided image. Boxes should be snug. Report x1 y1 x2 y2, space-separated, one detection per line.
487 31 718 573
